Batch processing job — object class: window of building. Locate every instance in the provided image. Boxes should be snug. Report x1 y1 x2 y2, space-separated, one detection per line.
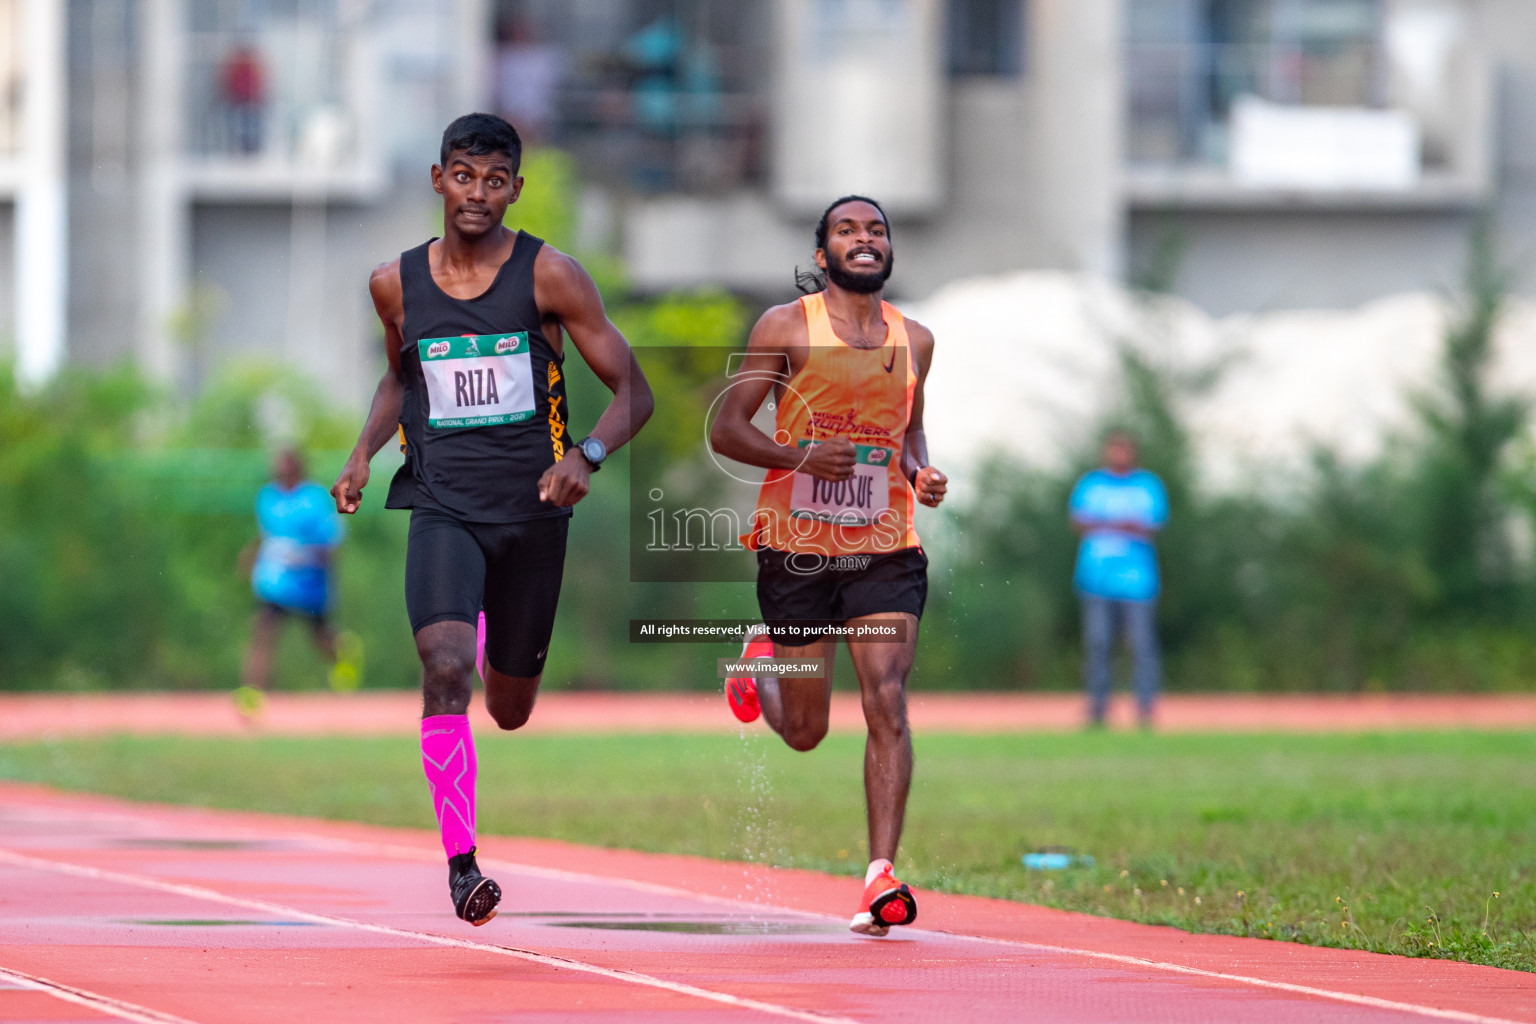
186 0 361 164
493 0 770 194
1127 0 1384 167
1206 0 1382 109
947 0 1024 77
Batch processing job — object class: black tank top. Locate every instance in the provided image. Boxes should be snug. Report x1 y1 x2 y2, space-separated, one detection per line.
384 231 572 523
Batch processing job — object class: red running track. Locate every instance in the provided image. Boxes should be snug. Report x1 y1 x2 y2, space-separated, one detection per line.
0 783 1528 1024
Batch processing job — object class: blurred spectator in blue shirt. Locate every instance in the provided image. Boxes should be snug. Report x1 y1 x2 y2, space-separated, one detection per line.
239 449 353 710
1069 431 1168 728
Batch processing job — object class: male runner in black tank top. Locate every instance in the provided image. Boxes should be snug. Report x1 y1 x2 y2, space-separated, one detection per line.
331 113 653 926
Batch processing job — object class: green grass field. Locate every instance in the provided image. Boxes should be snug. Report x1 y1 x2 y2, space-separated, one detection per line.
0 730 1530 971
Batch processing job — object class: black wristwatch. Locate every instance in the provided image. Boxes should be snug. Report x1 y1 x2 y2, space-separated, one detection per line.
575 435 606 471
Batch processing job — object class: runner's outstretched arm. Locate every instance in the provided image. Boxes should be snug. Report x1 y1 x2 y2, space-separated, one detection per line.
709 303 856 482
899 320 946 508
533 247 654 506
333 261 407 514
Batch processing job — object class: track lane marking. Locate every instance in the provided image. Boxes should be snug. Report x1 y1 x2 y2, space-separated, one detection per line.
1 802 1525 1024
294 835 1532 1024
0 801 814 916
221 829 1535 1024
0 964 202 1024
936 933 1526 1024
0 848 859 1024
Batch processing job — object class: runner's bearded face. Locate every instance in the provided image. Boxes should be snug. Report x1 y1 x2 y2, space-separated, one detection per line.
819 205 894 294
434 151 521 238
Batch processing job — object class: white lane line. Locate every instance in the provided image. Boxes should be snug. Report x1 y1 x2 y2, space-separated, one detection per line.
935 932 1526 1024
0 848 859 1024
2 802 1524 1024
0 964 202 1024
249 830 1534 1024
0 800 818 917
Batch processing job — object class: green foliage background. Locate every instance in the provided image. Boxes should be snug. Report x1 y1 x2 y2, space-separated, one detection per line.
2 156 1534 692
918 220 1536 693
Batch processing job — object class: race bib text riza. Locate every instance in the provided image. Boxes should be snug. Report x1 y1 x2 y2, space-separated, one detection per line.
790 443 893 525
418 333 536 429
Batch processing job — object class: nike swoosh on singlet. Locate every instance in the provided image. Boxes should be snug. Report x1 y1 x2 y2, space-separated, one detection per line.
883 350 897 373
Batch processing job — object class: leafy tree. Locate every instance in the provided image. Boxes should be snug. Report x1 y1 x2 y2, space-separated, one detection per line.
1413 216 1526 613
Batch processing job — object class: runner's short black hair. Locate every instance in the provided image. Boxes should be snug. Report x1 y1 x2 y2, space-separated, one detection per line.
440 113 522 173
796 195 891 294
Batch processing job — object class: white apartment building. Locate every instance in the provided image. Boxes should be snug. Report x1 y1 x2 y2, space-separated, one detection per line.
3 0 1533 397
505 0 1533 313
0 0 487 399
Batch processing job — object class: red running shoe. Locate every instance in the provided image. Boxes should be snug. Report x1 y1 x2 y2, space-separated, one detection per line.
850 866 918 936
724 629 773 723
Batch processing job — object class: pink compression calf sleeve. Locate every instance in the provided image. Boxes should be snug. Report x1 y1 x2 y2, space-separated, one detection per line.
420 715 477 858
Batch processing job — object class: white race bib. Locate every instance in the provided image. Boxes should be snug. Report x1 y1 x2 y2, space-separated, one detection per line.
418 333 536 429
790 443 893 526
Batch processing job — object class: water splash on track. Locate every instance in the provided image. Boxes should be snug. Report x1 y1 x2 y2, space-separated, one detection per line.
733 723 780 910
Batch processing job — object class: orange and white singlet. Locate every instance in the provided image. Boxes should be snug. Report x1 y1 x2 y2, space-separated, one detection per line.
744 292 921 556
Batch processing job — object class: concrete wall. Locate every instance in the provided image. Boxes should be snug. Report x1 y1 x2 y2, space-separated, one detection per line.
1484 0 1536 297
771 0 948 216
66 180 140 369
1127 208 1476 314
0 202 13 359
901 0 1122 289
189 191 438 406
63 0 128 369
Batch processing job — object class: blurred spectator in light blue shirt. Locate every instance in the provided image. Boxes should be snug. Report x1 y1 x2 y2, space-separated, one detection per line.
239 449 348 707
1069 430 1168 728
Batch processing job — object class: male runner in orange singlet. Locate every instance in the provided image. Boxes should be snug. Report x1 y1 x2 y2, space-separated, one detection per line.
710 196 947 936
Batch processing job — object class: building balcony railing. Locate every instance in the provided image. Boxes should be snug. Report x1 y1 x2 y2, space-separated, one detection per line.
550 87 765 194
180 14 384 201
1123 38 1492 209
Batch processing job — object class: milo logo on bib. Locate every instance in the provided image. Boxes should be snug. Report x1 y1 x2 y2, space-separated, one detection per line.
418 332 537 429
790 442 893 526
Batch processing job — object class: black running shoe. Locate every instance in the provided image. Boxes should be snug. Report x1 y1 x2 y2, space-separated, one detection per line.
448 847 501 926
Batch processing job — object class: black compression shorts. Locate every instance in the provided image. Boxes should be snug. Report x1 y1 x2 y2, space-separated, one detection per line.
756 546 928 648
405 509 569 677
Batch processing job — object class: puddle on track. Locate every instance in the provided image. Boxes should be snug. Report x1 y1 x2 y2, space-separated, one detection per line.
541 917 842 935
111 838 290 851
120 919 322 927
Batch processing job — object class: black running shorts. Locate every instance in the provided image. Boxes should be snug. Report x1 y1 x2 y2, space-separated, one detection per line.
405 509 568 677
756 546 928 648
259 601 328 626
